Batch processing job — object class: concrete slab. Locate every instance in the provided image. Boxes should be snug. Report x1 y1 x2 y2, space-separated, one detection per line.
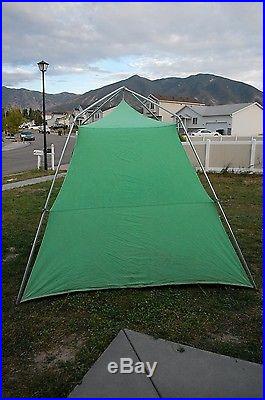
68 329 262 398
126 329 262 398
2 173 66 191
69 330 158 398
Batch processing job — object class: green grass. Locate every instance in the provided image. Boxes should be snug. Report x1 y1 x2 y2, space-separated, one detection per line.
2 173 262 397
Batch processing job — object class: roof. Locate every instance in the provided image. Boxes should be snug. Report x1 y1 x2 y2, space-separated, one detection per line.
189 103 255 116
150 94 203 104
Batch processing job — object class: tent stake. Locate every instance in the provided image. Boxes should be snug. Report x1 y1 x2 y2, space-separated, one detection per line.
123 87 256 289
16 86 125 304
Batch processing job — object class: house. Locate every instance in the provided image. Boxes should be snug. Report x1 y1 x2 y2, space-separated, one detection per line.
142 94 205 122
19 120 35 129
54 113 71 127
175 102 263 136
46 112 69 128
69 106 103 126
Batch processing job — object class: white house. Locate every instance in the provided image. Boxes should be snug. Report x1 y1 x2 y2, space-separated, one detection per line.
142 94 205 122
69 106 103 126
175 102 263 137
46 112 69 128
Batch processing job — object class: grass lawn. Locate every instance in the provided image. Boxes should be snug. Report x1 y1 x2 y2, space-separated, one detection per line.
3 173 262 397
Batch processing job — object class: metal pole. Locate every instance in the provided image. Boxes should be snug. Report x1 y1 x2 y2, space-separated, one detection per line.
82 88 122 124
16 86 125 304
128 91 160 120
78 86 125 118
43 87 124 211
125 88 217 188
124 87 256 288
42 70 48 170
16 211 46 304
16 122 76 304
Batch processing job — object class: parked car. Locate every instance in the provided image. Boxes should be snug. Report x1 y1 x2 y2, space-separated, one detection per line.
20 131 35 141
190 129 221 137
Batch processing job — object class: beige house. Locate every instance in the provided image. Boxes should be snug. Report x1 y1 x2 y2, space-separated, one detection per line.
231 103 263 137
142 94 205 122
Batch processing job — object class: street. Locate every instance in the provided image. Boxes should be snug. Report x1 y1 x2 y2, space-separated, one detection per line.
2 133 76 175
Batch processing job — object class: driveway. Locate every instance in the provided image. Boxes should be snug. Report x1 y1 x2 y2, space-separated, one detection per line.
2 133 76 176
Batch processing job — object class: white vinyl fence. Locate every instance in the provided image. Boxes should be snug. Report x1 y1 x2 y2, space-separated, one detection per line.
183 138 263 173
189 135 262 142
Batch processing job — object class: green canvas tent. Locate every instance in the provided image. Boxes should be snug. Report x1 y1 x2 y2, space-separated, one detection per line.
21 100 253 302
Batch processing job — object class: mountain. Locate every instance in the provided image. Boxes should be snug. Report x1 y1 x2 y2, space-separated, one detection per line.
2 73 262 112
2 86 77 111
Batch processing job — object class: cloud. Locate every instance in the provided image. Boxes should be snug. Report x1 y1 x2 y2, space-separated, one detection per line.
2 66 38 86
2 2 262 91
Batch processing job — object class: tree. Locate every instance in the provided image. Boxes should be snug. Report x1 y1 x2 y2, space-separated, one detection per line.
2 109 8 135
32 110 43 126
22 108 29 119
3 108 24 134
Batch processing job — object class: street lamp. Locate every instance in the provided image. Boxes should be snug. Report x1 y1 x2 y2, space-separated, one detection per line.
37 60 49 170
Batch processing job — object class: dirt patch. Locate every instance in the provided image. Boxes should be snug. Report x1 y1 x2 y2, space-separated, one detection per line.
34 334 85 369
3 247 19 262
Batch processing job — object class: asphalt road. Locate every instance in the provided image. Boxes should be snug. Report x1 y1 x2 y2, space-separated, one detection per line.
2 133 76 176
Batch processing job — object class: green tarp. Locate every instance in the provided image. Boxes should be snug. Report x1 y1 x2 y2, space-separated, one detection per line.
22 101 252 302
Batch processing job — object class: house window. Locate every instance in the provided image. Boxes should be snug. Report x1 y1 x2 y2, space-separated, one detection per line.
192 117 198 125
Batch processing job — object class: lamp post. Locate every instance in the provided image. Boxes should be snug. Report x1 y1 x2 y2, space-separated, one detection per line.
37 60 49 170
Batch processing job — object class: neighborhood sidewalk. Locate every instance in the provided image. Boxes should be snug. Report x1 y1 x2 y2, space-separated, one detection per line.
2 172 66 191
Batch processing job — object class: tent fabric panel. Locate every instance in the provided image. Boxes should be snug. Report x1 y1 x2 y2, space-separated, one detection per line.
52 125 212 212
22 202 251 301
21 100 253 302
79 100 174 129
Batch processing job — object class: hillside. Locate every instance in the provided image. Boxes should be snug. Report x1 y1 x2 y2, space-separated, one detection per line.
2 86 77 111
2 73 262 112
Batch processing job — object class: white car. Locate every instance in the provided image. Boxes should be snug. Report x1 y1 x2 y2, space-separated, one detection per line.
190 129 221 137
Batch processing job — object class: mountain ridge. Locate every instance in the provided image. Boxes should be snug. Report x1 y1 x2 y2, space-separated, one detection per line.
2 73 262 112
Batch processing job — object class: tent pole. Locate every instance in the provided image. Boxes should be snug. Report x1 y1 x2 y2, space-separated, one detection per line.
16 120 76 305
82 88 123 125
124 87 256 288
128 91 160 121
16 86 125 304
44 86 124 212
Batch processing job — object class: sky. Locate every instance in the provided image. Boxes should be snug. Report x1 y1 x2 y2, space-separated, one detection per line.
2 2 263 94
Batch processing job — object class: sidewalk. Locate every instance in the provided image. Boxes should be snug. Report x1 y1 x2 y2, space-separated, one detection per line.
2 172 66 191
